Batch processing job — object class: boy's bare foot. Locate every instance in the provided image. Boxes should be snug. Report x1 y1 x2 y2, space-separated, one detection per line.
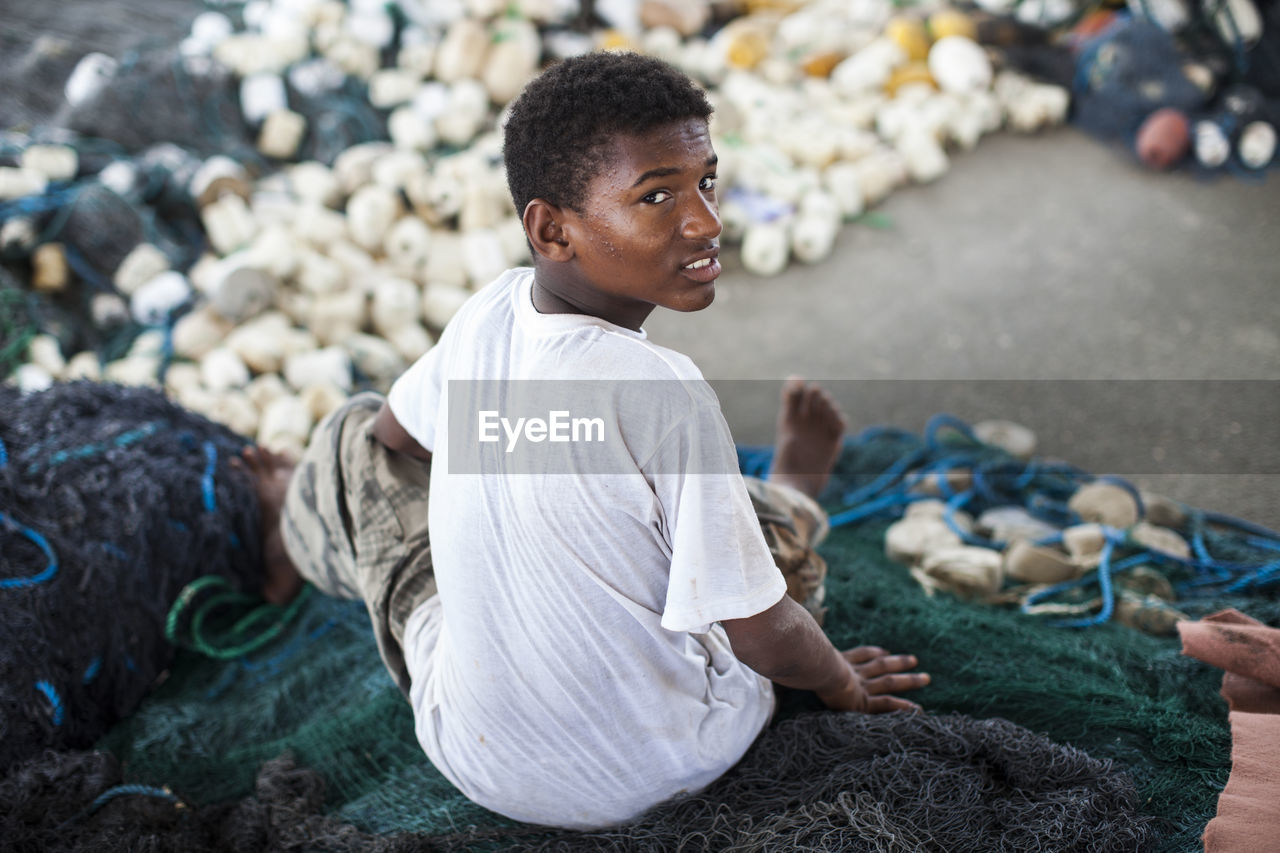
769 378 846 500
237 445 304 605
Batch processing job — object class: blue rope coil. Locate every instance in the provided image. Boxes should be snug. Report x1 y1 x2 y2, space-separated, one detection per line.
739 412 1280 628
0 511 59 589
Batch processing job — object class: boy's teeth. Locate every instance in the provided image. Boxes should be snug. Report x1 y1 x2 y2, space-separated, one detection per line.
685 258 711 269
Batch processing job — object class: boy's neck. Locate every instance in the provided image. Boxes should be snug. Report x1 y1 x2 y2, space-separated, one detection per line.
530 268 653 332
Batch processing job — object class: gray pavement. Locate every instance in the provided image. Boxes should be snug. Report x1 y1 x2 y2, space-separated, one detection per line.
646 127 1280 526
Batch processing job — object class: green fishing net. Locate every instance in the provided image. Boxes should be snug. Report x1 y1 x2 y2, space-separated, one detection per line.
82 515 1265 851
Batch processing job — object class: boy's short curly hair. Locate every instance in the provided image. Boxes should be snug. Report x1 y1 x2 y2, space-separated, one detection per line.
503 51 713 217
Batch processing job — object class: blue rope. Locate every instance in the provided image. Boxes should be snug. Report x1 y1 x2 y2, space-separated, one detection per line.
24 422 162 475
156 311 180 383
201 441 218 513
0 512 59 589
1096 474 1147 520
82 657 102 684
60 244 115 292
88 784 180 815
737 446 774 479
841 446 928 507
57 782 183 830
852 425 919 444
1225 561 1280 593
96 541 129 561
34 680 64 725
943 490 979 543
1020 538 1120 628
924 413 981 451
0 183 82 222
1053 539 1118 628
1200 511 1280 542
827 491 921 527
0 435 7 468
779 413 1280 628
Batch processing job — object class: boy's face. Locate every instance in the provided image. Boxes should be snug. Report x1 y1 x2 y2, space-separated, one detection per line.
542 118 721 329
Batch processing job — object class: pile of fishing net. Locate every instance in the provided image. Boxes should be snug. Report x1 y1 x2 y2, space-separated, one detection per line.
4 383 1277 850
1065 5 1280 171
0 381 263 768
4 711 1155 852
0 526 1211 852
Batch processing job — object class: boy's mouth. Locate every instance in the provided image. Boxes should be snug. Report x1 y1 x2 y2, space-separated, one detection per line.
680 250 721 283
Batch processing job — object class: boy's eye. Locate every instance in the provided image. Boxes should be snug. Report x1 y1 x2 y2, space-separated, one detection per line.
700 175 717 192
644 190 673 204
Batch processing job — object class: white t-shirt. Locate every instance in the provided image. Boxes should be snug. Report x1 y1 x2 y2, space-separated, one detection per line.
388 268 785 829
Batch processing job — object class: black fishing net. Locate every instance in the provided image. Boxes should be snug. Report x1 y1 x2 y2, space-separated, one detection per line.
0 381 263 770
1073 18 1211 141
2 712 1156 853
1 0 205 132
55 40 386 166
1247 0 1280 98
515 711 1157 852
62 46 251 159
0 750 429 853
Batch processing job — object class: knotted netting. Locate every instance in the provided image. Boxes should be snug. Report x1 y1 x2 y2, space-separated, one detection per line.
5 384 1276 851
0 380 263 768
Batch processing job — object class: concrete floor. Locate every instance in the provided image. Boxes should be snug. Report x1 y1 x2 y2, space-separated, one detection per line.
646 128 1280 526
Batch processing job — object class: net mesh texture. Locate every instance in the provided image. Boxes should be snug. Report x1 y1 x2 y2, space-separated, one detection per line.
5 384 1279 851
0 381 263 767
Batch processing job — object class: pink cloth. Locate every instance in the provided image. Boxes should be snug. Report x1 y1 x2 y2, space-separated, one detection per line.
1179 609 1280 852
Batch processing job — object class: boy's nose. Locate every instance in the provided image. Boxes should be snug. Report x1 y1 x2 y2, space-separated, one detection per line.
681 195 721 241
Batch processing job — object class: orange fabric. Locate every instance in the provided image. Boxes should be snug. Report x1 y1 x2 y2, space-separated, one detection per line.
1201 712 1280 852
1179 609 1280 697
1179 609 1280 852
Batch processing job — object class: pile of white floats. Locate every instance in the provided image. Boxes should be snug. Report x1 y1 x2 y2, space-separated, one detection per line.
5 0 1071 457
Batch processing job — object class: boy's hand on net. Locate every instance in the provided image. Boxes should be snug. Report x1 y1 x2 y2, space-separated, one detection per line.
815 647 930 714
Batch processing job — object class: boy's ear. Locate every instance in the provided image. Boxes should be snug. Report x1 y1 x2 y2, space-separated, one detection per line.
523 199 574 263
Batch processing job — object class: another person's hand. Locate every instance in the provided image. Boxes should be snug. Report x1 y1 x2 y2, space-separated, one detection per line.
814 646 929 713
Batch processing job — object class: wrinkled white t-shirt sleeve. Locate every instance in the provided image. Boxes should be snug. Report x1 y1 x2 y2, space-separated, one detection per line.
387 342 444 453
650 401 786 634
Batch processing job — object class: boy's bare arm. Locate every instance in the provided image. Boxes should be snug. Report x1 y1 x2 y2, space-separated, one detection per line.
372 402 432 462
722 594 928 713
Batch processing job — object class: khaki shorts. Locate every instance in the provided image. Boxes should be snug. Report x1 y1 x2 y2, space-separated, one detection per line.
280 393 831 696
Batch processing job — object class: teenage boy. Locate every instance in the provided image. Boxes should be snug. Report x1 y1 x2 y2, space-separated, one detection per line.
242 50 927 829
